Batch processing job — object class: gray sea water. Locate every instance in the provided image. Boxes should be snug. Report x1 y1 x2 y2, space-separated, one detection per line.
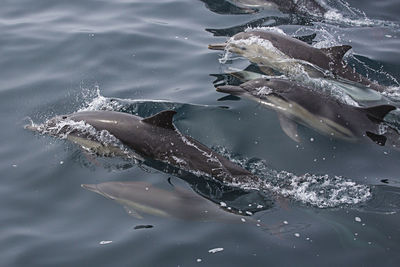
1 0 400 266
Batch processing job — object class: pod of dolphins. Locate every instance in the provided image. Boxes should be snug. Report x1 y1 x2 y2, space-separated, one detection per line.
26 1 399 224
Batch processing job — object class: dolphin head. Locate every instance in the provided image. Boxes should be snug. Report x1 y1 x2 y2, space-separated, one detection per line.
24 113 76 135
209 31 287 68
209 32 254 56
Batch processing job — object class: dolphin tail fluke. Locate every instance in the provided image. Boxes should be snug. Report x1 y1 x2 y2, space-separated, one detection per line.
363 105 396 122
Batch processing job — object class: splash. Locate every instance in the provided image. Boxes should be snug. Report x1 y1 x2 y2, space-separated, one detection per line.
28 87 372 208
222 31 316 81
213 146 371 208
27 116 135 159
220 29 367 105
79 85 115 112
225 26 400 103
322 0 400 28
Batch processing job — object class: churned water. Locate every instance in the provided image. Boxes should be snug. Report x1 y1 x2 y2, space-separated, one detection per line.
1 0 400 266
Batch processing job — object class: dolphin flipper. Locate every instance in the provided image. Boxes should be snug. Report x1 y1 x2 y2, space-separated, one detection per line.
227 69 265 82
124 206 144 219
366 132 387 146
259 66 278 76
277 113 301 142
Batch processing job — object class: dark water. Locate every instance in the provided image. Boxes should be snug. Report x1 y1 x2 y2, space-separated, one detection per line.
2 0 400 266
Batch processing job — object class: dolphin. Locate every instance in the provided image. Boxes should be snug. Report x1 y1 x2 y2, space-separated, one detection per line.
81 181 311 237
26 110 258 185
209 30 388 92
82 181 245 222
216 78 397 145
229 0 326 16
200 0 327 17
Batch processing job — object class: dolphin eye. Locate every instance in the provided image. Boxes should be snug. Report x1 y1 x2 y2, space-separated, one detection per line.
62 116 67 119
240 47 247 51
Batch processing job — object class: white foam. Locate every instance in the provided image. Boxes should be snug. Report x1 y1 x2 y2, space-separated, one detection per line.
255 86 273 97
208 247 224 254
213 146 371 208
31 117 134 158
244 26 286 35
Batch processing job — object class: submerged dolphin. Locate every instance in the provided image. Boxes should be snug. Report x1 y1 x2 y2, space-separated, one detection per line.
209 30 388 92
26 110 258 185
217 78 397 145
82 181 312 237
82 181 245 222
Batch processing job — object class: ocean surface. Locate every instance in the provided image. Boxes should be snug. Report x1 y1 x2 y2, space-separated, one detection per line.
1 0 400 266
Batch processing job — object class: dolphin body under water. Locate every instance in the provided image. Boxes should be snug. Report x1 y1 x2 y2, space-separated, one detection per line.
209 30 388 92
26 110 258 185
82 181 311 236
82 181 245 222
217 78 397 145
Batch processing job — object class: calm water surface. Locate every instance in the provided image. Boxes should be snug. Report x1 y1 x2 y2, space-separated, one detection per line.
1 0 400 266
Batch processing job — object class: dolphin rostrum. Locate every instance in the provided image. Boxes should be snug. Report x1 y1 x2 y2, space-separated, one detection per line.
209 30 388 92
26 110 258 185
82 181 248 222
217 78 397 145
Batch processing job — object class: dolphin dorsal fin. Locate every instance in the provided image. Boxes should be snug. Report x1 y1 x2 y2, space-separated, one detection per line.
141 110 177 129
364 105 396 121
320 45 352 62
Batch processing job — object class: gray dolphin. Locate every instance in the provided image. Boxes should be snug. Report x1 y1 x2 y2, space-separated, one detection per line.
82 181 244 222
26 110 258 185
200 0 326 17
229 0 326 16
81 181 310 236
217 78 397 145
209 30 388 92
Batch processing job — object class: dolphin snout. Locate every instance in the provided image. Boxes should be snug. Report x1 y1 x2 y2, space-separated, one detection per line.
208 43 227 50
216 85 244 95
81 184 99 192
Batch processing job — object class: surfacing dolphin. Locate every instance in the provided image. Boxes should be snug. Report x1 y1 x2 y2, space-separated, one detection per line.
209 30 388 92
217 78 397 146
26 110 258 185
200 0 327 17
82 181 248 222
229 0 327 16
